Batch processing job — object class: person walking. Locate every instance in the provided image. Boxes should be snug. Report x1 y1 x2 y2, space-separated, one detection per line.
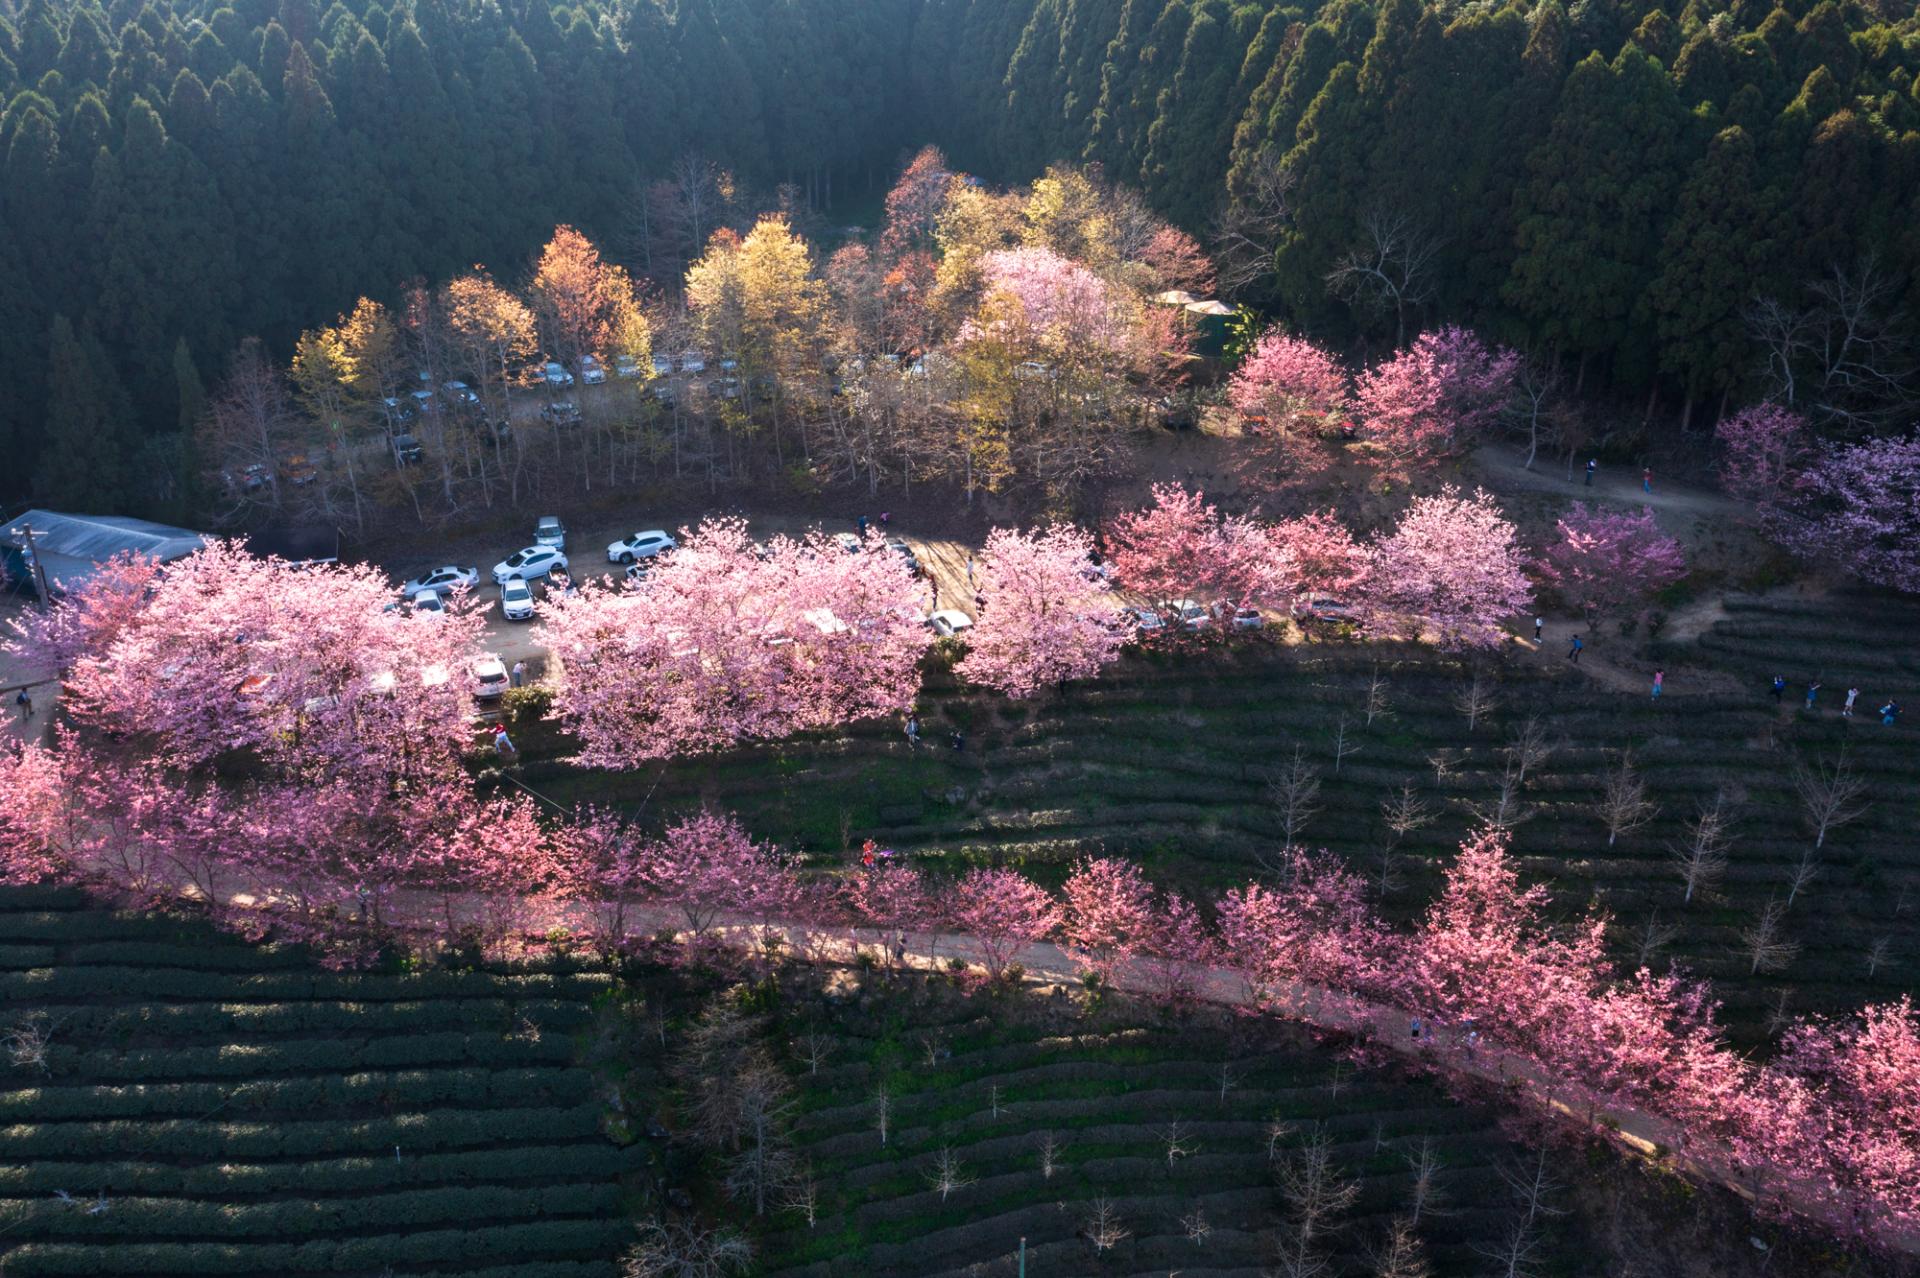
1771 675 1786 702
879 511 891 527
14 688 31 721
493 726 515 758
1843 686 1859 718
1881 700 1901 726
904 714 921 747
950 729 965 752
1805 681 1821 711
510 660 526 689
1652 670 1664 700
857 514 869 536
1642 466 1653 494
1533 617 1543 641
1584 458 1596 487
1568 635 1583 663
966 554 974 586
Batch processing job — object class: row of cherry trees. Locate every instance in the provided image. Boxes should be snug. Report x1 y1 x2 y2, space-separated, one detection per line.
2 755 1909 1245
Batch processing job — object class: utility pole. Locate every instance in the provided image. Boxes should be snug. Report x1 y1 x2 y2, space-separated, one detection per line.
11 522 52 609
1018 1236 1026 1278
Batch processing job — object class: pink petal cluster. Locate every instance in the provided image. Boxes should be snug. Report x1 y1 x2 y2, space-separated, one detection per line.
958 525 1126 698
537 519 931 766
1768 435 1920 594
972 246 1127 355
1534 503 1688 616
1362 485 1533 650
1356 325 1519 461
1715 403 1813 506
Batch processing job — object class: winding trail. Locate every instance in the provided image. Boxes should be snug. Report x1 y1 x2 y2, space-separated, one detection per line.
194 881 1901 1252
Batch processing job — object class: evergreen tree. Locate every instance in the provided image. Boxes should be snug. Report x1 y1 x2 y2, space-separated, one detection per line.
35 314 137 512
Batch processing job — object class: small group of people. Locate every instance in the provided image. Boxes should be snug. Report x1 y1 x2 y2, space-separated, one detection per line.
1772 674 1900 724
902 713 965 751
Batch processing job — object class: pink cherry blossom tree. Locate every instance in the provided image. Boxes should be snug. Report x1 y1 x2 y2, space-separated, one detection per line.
974 246 1128 357
4 551 162 674
1715 403 1813 506
1777 998 1920 1232
958 525 1126 698
0 740 88 885
538 519 931 765
1216 848 1395 1007
1272 511 1370 604
1768 436 1920 594
944 867 1060 981
842 856 937 964
1534 504 1687 618
1135 890 1212 1006
1356 326 1519 462
1228 329 1348 432
42 541 485 788
1105 485 1287 615
1060 855 1158 984
1363 486 1532 650
635 809 799 939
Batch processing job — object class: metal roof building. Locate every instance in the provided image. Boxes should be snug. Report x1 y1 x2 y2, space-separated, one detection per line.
3 509 210 598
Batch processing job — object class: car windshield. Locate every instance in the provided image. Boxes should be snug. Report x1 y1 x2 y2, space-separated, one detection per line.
505 551 532 566
504 581 529 598
537 520 561 533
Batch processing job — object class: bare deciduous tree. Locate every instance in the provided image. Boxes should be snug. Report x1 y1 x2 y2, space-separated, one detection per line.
793 1030 831 1076
1324 208 1443 346
721 1061 800 1216
1272 1126 1359 1278
1765 987 1797 1037
1214 149 1296 297
622 1221 754 1278
1265 745 1323 857
1162 1119 1199 1171
1741 897 1801 975
1365 665 1394 726
1405 1136 1450 1226
1378 783 1436 895
1671 792 1736 905
1037 1130 1063 1180
924 1146 974 1201
1598 751 1657 847
1218 1061 1240 1104
1426 749 1463 785
1503 716 1558 788
1865 936 1894 977
1633 911 1679 969
1508 350 1564 472
1475 1150 1566 1278
987 1084 1004 1120
1330 715 1360 775
781 1164 820 1229
1785 845 1822 909
4 1016 53 1075
1452 674 1499 733
1746 257 1920 432
1266 1116 1294 1165
1082 1194 1131 1252
872 1084 892 1148
1369 1216 1433 1278
1183 1207 1212 1246
1792 751 1870 851
1461 758 1533 831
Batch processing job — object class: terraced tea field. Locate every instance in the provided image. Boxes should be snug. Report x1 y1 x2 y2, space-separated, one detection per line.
0 885 639 1277
526 584 1920 1038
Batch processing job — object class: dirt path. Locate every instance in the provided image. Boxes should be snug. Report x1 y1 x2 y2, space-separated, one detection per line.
143 871 1894 1252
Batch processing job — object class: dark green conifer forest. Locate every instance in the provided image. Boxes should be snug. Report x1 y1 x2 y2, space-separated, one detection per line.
2 0 1916 509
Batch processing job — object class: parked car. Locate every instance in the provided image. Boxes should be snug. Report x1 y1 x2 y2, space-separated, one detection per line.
615 354 643 380
499 577 537 622
1125 606 1165 634
400 565 478 600
533 516 566 550
392 433 424 466
580 355 607 385
280 454 318 486
926 609 974 638
493 546 568 584
412 589 447 618
832 532 861 555
473 417 512 443
441 380 480 406
678 351 706 374
651 383 676 406
887 538 921 576
606 530 677 565
237 463 269 492
381 396 415 425
1172 599 1210 631
1292 597 1352 623
651 354 674 377
624 561 653 584
409 389 437 415
541 399 581 426
709 376 741 400
1213 602 1265 631
718 357 738 373
543 360 574 388
471 654 509 701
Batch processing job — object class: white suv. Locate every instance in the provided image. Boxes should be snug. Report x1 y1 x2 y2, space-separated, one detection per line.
606 530 677 565
493 546 568 584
